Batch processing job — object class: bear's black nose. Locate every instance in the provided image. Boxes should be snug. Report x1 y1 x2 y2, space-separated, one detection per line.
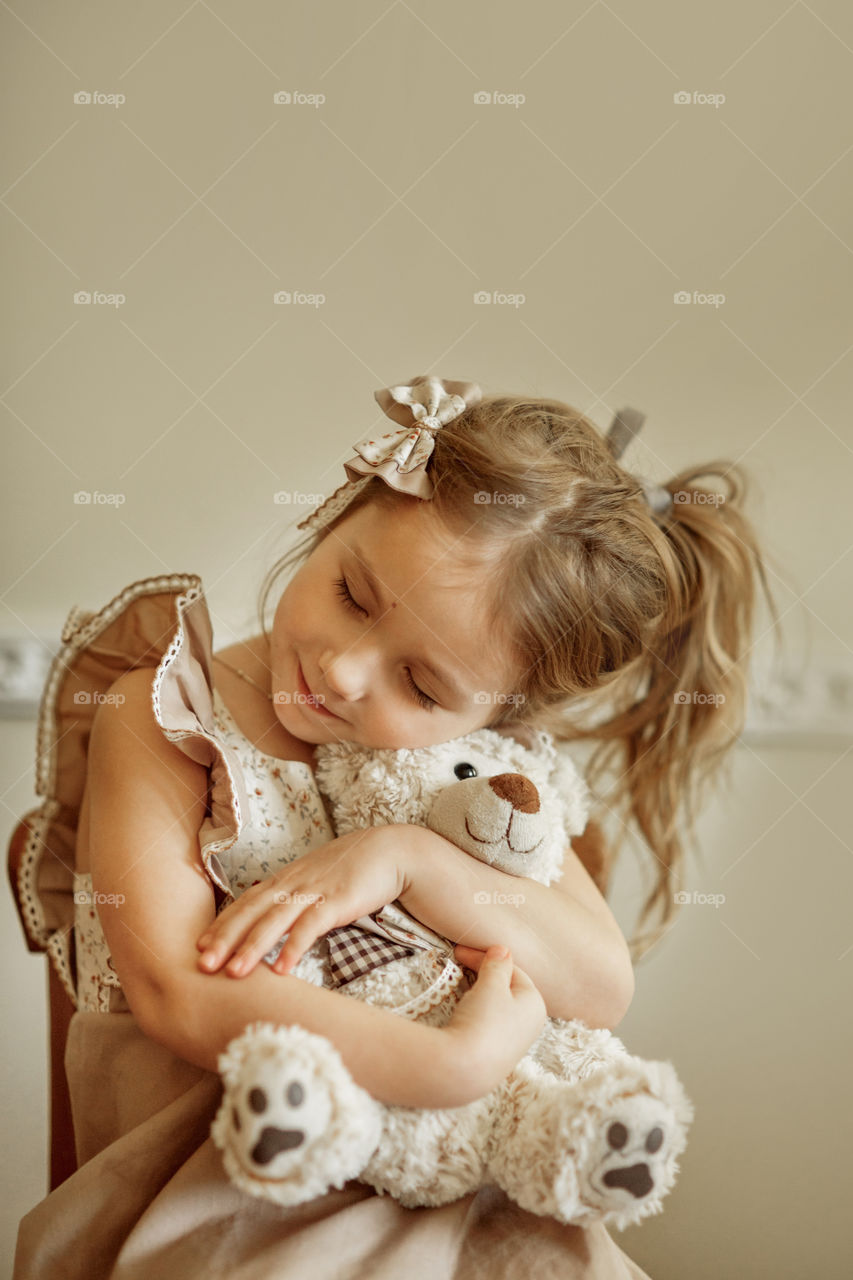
251 1127 305 1165
602 1162 654 1198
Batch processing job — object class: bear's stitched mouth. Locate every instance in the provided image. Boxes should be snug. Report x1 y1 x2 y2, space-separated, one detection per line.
464 814 544 855
251 1126 305 1166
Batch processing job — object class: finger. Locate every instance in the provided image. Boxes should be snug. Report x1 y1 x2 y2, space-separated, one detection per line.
197 903 270 966
226 889 330 976
453 944 486 971
223 907 302 977
198 884 299 968
197 882 271 944
269 901 335 974
474 946 512 982
455 947 512 987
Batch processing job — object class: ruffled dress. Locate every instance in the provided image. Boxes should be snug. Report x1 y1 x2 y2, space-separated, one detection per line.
13 573 652 1280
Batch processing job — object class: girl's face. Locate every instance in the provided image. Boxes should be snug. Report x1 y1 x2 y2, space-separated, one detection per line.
268 498 519 750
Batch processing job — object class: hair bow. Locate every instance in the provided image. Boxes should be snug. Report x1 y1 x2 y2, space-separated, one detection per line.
297 374 481 532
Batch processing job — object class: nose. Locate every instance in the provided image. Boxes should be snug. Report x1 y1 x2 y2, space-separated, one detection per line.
318 646 374 701
488 773 541 813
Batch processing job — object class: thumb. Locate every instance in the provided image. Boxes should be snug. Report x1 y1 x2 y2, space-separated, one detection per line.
455 943 511 972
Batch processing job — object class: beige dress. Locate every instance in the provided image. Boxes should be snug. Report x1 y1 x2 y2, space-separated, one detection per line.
13 573 653 1280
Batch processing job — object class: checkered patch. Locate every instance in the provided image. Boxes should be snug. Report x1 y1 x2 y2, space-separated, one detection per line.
326 923 415 986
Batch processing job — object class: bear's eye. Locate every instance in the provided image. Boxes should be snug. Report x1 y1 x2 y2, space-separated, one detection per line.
454 762 478 780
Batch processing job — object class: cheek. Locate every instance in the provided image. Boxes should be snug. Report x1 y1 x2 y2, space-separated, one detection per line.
275 572 320 647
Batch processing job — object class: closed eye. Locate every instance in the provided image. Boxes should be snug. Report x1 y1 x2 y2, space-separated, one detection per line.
334 575 367 618
332 576 438 712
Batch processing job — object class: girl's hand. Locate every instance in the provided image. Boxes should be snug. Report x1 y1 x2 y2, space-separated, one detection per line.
196 826 407 978
446 944 547 1095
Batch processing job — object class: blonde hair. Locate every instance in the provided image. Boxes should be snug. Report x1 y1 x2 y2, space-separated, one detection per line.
258 394 781 964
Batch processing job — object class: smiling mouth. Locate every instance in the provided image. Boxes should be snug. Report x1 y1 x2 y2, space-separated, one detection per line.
464 815 543 855
297 661 344 721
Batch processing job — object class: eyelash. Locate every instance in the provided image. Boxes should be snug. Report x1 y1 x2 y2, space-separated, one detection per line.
332 576 437 711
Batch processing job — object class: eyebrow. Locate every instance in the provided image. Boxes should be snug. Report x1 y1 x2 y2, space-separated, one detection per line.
347 543 470 706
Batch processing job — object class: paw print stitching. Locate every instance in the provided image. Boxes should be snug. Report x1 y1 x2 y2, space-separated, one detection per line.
231 1076 313 1172
585 1096 673 1207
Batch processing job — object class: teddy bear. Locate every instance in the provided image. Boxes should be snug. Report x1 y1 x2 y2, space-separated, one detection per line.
211 726 694 1231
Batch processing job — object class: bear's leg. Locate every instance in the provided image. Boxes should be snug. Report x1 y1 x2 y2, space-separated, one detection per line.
212 1022 384 1207
362 1093 495 1209
485 1056 694 1230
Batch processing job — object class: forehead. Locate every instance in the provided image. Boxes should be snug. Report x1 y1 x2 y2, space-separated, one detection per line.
332 500 516 690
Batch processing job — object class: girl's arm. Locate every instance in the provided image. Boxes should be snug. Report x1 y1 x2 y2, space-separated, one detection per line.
194 830 633 1029
85 670 545 1108
396 824 635 1029
192 826 632 1029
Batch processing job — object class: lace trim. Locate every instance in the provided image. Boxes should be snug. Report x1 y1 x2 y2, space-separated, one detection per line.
387 953 468 1021
149 588 238 899
295 475 371 534
46 923 78 1007
19 573 203 1000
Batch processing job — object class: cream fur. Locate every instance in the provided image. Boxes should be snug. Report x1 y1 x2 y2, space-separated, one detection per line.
211 730 694 1228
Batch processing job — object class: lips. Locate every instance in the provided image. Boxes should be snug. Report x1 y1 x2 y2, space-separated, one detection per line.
297 660 344 721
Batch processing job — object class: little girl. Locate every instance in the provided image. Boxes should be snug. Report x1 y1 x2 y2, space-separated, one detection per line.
14 374 776 1279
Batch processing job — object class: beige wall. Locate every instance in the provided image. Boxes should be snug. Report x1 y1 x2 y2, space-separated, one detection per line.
3 3 852 1276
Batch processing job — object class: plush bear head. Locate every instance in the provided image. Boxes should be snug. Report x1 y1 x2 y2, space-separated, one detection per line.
313 726 590 887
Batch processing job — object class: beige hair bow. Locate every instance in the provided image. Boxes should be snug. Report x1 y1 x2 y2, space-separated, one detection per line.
296 374 481 533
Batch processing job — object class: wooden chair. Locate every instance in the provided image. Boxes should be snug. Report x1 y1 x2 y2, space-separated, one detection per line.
7 813 78 1192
